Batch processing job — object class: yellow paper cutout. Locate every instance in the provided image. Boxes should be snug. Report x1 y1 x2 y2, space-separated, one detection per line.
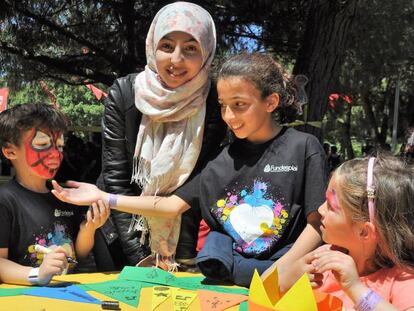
154 295 174 311
249 269 276 309
172 288 197 311
261 265 280 305
186 294 202 311
152 286 171 310
275 273 317 311
137 287 153 310
248 268 319 311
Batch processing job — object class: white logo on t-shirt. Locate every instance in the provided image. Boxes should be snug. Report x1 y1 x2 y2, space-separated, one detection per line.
54 209 74 217
264 164 298 173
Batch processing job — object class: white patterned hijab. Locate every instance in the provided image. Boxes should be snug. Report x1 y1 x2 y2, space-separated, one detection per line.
132 1 216 195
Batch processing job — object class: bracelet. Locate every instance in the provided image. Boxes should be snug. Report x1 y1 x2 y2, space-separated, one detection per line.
27 267 52 285
355 289 381 311
108 193 118 209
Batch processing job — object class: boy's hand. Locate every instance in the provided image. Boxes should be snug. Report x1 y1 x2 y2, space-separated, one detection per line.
80 199 110 232
51 180 106 206
38 246 68 284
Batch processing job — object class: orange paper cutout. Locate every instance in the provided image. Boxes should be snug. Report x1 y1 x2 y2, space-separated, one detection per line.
198 290 247 311
313 290 343 311
248 300 275 311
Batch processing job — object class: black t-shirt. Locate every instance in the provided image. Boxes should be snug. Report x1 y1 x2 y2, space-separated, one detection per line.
0 179 84 267
175 127 327 259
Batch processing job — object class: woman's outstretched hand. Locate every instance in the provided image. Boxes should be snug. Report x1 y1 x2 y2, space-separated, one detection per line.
51 180 107 206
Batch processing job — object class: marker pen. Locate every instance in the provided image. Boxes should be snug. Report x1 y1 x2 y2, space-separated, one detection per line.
34 244 78 264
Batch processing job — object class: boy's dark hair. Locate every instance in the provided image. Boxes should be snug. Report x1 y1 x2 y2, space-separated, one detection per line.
217 52 304 123
0 103 69 148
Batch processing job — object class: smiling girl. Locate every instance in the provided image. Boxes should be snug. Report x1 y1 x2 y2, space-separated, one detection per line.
52 53 327 286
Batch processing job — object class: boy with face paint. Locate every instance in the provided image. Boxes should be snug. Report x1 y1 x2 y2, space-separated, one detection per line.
0 103 110 286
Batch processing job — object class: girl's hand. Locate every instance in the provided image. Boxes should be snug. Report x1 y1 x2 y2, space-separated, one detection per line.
51 180 106 206
38 246 68 284
311 244 361 292
80 200 111 231
301 251 325 288
273 250 324 294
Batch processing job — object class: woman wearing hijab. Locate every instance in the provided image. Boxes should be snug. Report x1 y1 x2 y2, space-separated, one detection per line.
95 2 226 271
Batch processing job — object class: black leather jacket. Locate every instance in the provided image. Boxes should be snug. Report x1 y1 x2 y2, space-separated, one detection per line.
98 74 226 265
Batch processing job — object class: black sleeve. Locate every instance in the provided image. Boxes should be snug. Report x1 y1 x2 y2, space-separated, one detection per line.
100 75 149 266
0 203 11 248
304 136 328 216
101 76 139 195
174 172 201 213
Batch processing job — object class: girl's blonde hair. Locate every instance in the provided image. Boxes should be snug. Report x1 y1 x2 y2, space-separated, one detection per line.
335 154 414 270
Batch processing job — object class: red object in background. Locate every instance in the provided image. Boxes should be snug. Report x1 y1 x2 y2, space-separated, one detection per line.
86 84 108 100
343 95 352 104
328 93 340 101
0 87 9 112
197 219 210 251
328 93 352 110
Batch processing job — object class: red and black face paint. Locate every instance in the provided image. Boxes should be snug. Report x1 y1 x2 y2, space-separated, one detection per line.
24 129 64 179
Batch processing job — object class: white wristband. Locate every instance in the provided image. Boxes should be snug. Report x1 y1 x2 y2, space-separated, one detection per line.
27 267 51 285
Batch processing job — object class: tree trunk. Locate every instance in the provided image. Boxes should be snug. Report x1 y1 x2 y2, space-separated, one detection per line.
342 107 354 159
362 92 380 144
293 0 358 140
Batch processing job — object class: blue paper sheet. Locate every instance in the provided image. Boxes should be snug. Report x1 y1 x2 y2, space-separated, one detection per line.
23 284 101 304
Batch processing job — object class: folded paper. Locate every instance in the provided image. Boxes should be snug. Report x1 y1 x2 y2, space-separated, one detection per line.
248 267 342 311
23 284 101 305
198 289 247 311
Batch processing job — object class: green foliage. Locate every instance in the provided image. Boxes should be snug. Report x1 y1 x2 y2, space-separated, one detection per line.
324 0 414 157
1 0 413 152
6 79 104 127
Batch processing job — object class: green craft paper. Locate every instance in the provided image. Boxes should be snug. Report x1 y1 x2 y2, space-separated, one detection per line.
83 279 143 307
118 266 172 285
118 266 249 296
238 300 249 311
173 278 249 295
0 287 29 297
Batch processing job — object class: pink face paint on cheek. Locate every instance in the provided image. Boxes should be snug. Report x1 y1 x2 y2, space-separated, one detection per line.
326 189 340 212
